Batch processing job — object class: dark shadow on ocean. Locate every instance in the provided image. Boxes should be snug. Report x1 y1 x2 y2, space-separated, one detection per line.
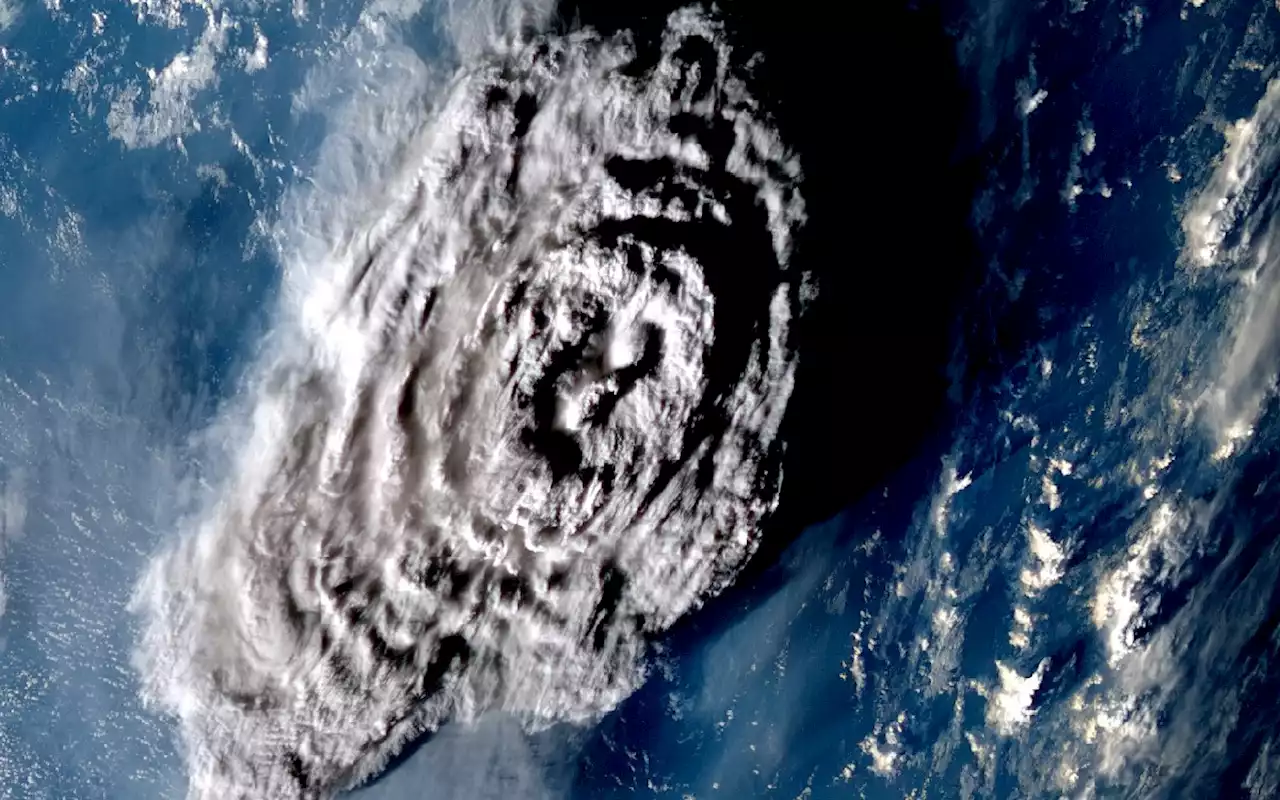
548 0 988 571
547 0 981 793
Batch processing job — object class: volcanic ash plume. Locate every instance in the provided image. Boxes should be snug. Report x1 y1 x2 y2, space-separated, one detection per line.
132 7 808 797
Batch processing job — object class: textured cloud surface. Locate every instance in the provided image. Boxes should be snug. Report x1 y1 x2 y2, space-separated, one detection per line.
132 7 807 797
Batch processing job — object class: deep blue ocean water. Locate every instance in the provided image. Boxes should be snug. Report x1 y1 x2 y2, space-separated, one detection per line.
1 0 1279 798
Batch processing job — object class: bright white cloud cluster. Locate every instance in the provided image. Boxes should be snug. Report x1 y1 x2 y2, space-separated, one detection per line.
131 6 808 797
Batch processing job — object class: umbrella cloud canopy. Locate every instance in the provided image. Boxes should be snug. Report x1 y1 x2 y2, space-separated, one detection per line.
131 6 808 796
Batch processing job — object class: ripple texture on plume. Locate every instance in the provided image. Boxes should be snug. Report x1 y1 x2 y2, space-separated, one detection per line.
132 8 807 797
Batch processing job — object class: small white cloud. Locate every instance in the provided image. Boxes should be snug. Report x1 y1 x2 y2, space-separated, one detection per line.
860 713 908 777
1020 521 1065 593
1021 88 1049 116
243 25 268 73
985 659 1049 735
931 461 972 536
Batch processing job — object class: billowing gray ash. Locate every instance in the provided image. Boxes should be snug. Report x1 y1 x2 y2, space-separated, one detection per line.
132 7 807 797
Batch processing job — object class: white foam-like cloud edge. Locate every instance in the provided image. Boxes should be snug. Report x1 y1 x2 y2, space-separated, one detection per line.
130 4 808 797
1182 79 1280 269
243 24 268 73
1181 79 1280 454
0 0 19 32
106 0 503 151
0 469 27 620
830 38 1280 799
432 0 557 61
1038 77 1280 785
982 658 1049 736
107 3 232 149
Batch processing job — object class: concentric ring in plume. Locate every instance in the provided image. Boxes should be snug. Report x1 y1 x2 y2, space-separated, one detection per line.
132 8 808 797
